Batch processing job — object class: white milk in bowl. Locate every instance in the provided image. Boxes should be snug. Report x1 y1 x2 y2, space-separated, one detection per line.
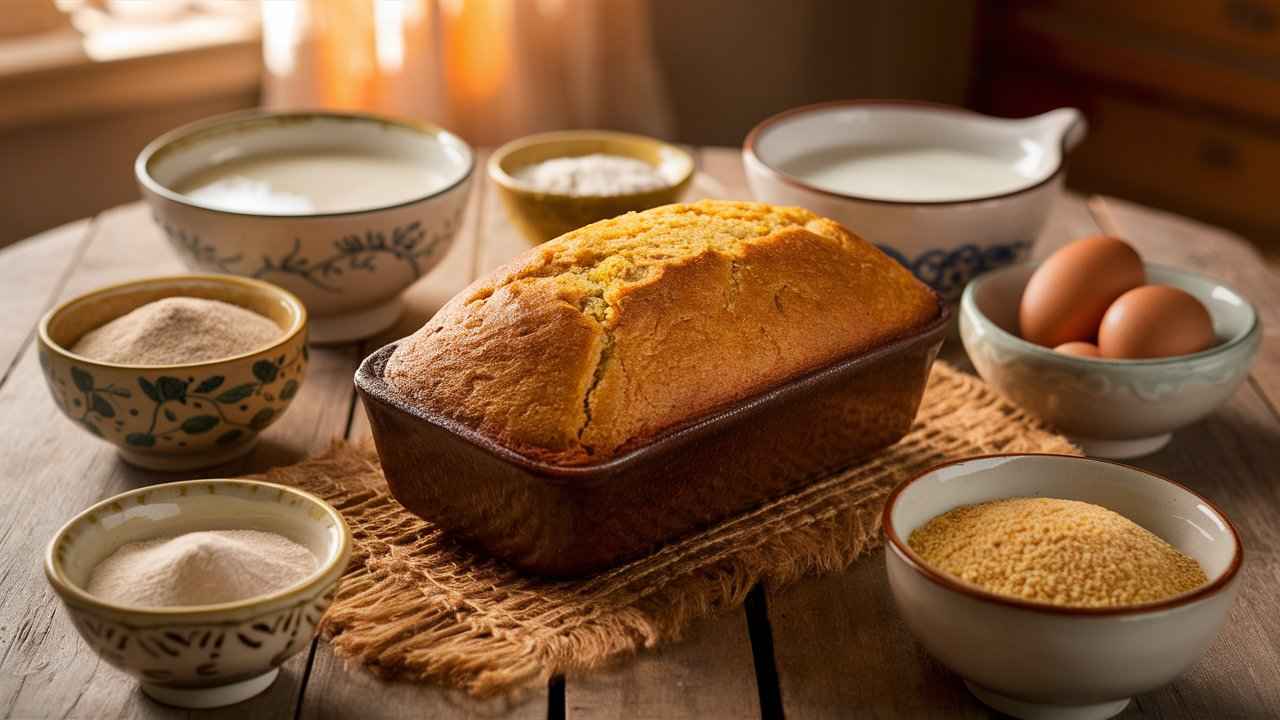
176 150 447 215
780 146 1035 202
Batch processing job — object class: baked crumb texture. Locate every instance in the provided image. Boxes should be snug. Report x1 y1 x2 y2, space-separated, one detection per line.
908 497 1208 608
385 199 939 465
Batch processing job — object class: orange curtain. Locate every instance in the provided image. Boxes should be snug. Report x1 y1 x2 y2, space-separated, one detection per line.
262 0 675 146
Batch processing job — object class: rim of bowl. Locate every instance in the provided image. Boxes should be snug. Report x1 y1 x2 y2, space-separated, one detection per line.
882 452 1244 617
135 109 476 219
961 260 1261 367
742 99 1080 206
44 478 352 619
39 273 308 371
487 129 695 200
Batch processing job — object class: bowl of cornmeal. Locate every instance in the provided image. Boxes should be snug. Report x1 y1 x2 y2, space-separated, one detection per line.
38 274 308 471
883 453 1241 720
45 478 350 709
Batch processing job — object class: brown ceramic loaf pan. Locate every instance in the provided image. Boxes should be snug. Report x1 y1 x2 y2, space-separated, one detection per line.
356 303 949 577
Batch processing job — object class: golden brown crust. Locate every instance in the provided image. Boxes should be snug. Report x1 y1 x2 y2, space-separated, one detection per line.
385 200 939 465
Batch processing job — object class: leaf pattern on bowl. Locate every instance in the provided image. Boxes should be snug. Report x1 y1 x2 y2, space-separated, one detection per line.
41 348 305 450
161 207 463 293
65 584 337 687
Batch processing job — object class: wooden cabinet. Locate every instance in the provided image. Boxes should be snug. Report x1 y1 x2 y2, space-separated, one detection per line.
974 0 1280 254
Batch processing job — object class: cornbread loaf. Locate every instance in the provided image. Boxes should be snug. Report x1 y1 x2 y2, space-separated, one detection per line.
385 200 939 465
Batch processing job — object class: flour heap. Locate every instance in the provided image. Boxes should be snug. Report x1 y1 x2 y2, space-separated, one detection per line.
86 529 318 608
71 296 282 366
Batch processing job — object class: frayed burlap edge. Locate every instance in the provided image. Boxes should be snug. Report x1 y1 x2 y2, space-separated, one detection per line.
253 362 1077 696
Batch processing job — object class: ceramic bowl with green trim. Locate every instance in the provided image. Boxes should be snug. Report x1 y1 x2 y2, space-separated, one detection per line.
45 478 352 709
488 130 695 245
38 274 308 471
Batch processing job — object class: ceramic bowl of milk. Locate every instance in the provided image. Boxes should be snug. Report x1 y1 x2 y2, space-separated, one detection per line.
137 111 474 343
743 101 1086 300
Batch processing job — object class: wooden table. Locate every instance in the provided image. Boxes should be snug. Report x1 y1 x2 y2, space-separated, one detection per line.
2 148 1277 720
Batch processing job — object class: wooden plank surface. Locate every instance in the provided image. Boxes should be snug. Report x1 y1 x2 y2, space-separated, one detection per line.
2 149 1279 720
561 147 764 720
0 218 91 380
294 149 550 720
755 181 1280 718
758 190 1104 718
0 205 360 719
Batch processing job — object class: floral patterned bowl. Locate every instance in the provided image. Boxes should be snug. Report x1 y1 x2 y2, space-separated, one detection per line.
743 101 1086 300
38 274 308 471
960 262 1261 458
137 110 474 344
45 479 351 709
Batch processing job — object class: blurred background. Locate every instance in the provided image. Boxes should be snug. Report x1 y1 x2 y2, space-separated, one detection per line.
1 0 1277 259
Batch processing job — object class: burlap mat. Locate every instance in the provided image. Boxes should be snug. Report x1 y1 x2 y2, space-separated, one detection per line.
254 362 1076 696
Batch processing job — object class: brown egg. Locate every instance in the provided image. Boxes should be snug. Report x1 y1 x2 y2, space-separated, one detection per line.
1054 341 1101 358
1098 285 1216 359
1019 236 1145 347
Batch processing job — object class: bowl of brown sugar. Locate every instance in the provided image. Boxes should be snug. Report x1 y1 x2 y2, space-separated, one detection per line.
883 453 1242 720
38 274 308 470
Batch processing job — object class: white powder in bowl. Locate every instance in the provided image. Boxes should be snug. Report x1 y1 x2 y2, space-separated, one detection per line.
86 529 318 608
513 153 677 196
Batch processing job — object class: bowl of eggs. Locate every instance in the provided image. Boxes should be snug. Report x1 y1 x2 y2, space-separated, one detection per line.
137 110 474 344
959 236 1261 458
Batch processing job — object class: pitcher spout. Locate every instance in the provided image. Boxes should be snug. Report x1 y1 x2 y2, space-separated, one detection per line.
1025 107 1087 154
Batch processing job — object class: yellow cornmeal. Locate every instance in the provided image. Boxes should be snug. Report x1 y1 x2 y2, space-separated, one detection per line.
908 497 1207 608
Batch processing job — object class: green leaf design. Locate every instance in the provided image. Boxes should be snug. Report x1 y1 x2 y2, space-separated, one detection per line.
180 415 219 434
194 376 225 393
164 409 177 422
108 387 131 398
216 429 244 446
156 376 188 402
125 433 155 447
138 377 159 402
252 361 279 384
215 384 256 404
90 394 114 418
71 367 94 392
249 408 275 430
280 379 299 400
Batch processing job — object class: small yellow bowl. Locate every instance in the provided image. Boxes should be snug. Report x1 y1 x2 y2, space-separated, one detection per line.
488 130 695 244
37 274 308 471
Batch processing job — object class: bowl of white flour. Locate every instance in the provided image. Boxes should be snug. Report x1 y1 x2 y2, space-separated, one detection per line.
45 478 351 709
489 130 694 244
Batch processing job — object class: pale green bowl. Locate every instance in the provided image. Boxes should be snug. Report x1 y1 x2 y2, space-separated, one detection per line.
960 262 1261 458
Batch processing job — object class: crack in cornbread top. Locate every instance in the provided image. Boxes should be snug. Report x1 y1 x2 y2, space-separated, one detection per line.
385 200 939 465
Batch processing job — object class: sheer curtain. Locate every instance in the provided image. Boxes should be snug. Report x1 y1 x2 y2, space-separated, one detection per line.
261 0 676 146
